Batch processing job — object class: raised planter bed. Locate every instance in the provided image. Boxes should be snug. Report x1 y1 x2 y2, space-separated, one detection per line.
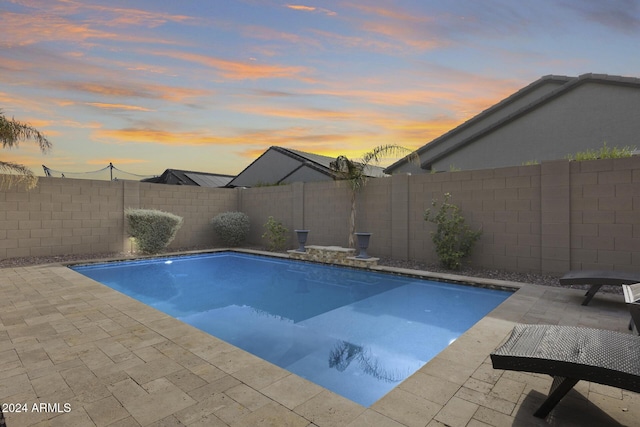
288 245 378 268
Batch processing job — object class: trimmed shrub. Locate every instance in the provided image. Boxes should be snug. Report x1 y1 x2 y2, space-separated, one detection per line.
125 208 183 254
262 216 288 251
424 193 481 270
211 211 250 246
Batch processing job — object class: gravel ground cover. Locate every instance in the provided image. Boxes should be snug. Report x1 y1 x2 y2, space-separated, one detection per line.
0 246 621 294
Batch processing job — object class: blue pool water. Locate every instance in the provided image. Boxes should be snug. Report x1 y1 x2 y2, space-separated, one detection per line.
72 252 511 406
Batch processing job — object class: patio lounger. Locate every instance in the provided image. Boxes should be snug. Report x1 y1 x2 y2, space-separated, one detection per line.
491 324 640 418
623 283 640 334
559 270 640 305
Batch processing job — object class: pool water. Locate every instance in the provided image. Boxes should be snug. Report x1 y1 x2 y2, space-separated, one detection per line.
72 252 511 406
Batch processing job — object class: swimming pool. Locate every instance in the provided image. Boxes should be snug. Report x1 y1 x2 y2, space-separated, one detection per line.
72 252 511 406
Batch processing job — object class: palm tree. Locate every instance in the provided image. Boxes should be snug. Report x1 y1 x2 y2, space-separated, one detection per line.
0 109 51 189
330 144 417 248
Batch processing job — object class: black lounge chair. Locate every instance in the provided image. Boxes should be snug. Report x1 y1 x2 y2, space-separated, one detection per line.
491 324 640 418
559 270 640 305
623 283 640 334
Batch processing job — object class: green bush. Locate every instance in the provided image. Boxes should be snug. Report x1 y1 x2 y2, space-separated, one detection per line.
262 216 288 251
125 208 183 254
566 142 636 161
424 193 481 270
211 211 250 246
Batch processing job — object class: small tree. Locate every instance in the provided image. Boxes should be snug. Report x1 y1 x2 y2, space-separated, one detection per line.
330 144 417 247
424 193 481 270
261 216 288 251
125 208 183 254
0 109 52 189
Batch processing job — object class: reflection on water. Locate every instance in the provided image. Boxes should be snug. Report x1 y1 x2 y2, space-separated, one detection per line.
330 340 362 372
330 340 407 383
72 252 511 407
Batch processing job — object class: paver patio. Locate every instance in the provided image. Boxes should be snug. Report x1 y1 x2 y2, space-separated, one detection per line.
0 250 637 426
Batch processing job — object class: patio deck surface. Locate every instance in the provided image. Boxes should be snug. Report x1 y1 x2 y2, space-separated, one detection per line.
1 250 638 427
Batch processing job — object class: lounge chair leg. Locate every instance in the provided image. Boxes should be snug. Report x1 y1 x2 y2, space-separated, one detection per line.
582 284 602 306
534 376 580 418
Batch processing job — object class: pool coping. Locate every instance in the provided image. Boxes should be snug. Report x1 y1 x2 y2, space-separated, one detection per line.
1 248 635 426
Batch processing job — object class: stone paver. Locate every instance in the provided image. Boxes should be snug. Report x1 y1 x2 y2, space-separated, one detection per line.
0 250 638 426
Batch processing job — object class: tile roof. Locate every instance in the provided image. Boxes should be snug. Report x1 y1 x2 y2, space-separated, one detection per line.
142 169 235 187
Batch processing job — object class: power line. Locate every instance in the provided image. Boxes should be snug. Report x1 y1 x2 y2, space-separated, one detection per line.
42 163 157 181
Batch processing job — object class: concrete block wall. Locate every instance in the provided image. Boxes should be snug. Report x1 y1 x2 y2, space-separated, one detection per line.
239 185 295 248
357 177 393 257
301 180 351 248
135 181 237 249
569 156 640 271
0 177 124 258
0 177 238 258
1 156 638 274
540 160 570 273
404 166 542 272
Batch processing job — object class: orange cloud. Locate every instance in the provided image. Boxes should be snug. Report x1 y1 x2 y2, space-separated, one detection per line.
49 81 210 103
92 125 358 151
89 121 427 170
75 3 197 28
310 29 398 52
339 4 447 51
93 128 244 146
348 4 428 23
285 4 337 16
1 11 182 47
85 102 154 112
148 49 311 81
286 5 316 12
360 21 442 50
242 25 322 49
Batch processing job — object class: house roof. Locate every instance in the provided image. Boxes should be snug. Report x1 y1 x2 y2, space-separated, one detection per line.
142 169 235 187
226 146 386 187
384 73 640 173
277 146 387 179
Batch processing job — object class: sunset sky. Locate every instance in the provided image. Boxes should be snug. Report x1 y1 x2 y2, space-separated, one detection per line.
2 0 639 180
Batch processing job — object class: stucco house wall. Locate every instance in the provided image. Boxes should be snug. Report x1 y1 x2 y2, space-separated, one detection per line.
281 167 331 185
433 80 640 171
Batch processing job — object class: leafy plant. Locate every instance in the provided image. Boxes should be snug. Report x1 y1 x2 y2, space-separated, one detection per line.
125 208 183 254
521 160 539 166
262 216 288 251
1 109 52 189
566 142 636 161
211 211 250 246
424 193 481 270
330 144 418 247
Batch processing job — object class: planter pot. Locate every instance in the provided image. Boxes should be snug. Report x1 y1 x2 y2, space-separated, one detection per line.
294 230 310 252
354 232 372 259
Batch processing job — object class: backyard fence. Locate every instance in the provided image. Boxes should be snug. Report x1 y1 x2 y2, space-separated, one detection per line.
1 156 638 274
